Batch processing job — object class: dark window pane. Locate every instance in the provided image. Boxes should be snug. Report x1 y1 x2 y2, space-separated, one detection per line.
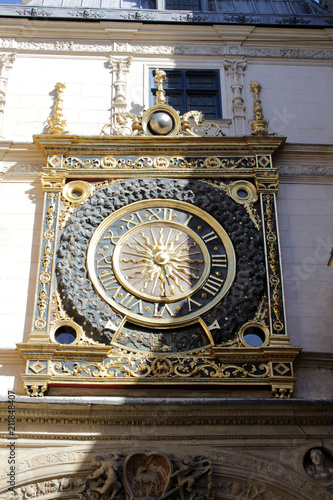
123 0 156 7
292 2 312 14
141 0 156 8
188 97 217 119
188 95 216 106
152 70 182 89
234 0 254 13
272 1 293 14
186 74 217 90
151 90 183 110
166 94 183 111
165 0 199 10
188 108 217 119
254 0 274 14
164 74 182 89
208 0 236 11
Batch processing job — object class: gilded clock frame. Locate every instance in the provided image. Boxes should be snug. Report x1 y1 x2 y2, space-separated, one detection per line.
17 135 301 399
86 198 236 326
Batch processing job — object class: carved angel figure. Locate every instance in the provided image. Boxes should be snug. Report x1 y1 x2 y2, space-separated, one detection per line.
87 454 122 498
167 455 212 500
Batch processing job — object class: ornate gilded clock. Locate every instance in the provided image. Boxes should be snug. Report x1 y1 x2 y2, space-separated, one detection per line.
56 178 265 350
20 78 301 398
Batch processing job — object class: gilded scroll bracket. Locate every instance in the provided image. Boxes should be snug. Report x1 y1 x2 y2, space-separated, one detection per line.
40 170 68 192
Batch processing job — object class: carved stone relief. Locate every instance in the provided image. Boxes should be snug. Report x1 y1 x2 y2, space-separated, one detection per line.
304 448 333 486
217 450 333 500
2 449 333 500
0 163 43 174
1 452 213 500
277 164 333 177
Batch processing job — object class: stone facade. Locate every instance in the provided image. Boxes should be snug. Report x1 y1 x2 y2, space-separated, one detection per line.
0 1 332 498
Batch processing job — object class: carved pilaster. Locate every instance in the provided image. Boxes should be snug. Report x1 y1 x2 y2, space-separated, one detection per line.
224 58 247 136
0 53 16 135
259 189 288 341
255 162 288 344
29 171 67 343
109 56 132 116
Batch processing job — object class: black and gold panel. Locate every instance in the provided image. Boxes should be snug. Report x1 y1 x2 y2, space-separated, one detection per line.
56 179 265 350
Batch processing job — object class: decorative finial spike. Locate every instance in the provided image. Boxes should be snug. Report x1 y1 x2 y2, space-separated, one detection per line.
47 82 68 135
250 80 269 136
154 69 167 105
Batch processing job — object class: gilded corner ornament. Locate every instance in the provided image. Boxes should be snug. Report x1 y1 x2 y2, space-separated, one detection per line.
40 170 67 192
59 180 93 228
255 172 280 193
203 179 261 230
250 80 269 136
46 82 69 135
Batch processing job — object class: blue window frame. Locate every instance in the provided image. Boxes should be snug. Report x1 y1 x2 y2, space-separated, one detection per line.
150 69 222 119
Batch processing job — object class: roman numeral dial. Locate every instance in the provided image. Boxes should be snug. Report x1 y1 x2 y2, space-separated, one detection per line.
87 199 236 327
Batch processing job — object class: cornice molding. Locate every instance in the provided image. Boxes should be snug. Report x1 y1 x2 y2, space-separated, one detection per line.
0 141 45 162
0 141 45 180
0 30 332 58
276 142 333 158
275 143 333 178
33 134 286 157
297 352 333 369
0 349 23 364
279 175 333 184
0 399 332 432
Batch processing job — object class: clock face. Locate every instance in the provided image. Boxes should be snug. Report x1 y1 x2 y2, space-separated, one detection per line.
87 200 236 327
114 221 209 302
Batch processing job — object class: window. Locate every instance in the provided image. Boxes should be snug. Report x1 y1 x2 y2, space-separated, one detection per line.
150 69 222 119
122 0 156 9
165 0 200 10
